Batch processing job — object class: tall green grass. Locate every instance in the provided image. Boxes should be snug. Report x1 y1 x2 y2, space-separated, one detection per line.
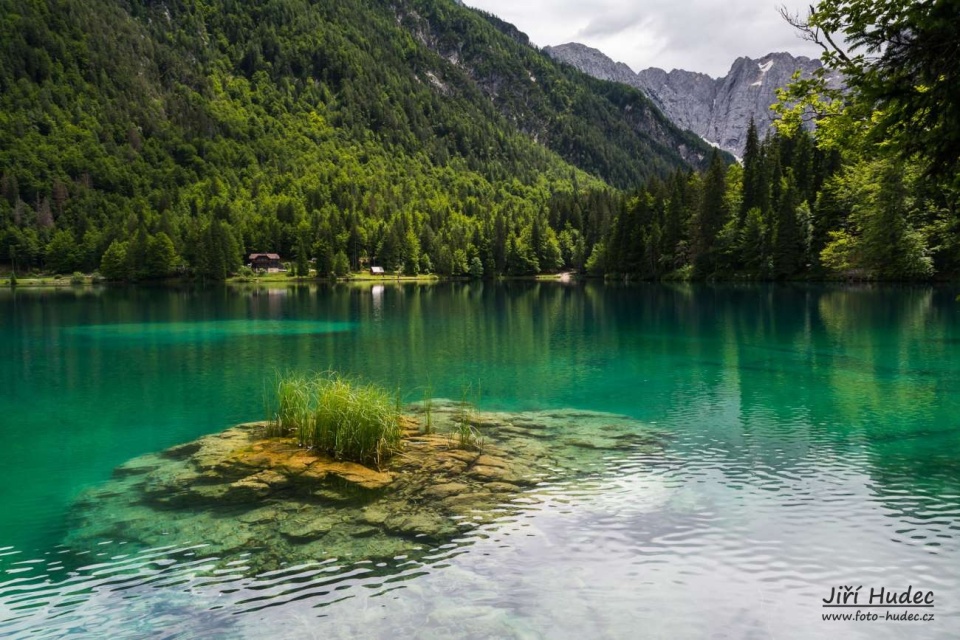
421 384 434 434
267 373 403 466
454 383 484 451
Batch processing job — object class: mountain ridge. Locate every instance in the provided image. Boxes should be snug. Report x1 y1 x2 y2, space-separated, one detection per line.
544 42 840 156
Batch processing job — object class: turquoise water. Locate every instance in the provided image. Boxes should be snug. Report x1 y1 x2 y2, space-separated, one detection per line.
1 282 959 638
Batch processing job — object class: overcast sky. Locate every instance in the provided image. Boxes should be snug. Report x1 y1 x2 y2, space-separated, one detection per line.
464 0 823 77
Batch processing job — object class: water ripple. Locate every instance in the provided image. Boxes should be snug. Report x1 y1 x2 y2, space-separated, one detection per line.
1 417 958 638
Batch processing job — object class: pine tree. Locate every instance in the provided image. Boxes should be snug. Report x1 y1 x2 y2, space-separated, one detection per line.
295 236 309 277
739 207 767 272
662 171 687 269
692 151 728 276
773 171 802 278
740 118 763 225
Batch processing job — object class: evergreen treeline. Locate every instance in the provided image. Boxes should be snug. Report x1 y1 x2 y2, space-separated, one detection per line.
592 118 959 280
0 0 712 280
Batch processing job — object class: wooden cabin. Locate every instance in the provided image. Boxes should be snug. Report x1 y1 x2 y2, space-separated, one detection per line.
249 253 282 272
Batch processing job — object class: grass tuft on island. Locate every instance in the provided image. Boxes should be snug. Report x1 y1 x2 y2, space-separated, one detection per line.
268 372 403 467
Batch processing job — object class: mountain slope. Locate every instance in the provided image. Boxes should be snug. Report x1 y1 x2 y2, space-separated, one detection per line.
545 43 840 156
0 0 718 276
395 4 714 184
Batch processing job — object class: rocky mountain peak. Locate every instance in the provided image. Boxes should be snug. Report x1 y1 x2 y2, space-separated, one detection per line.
545 44 839 156
542 43 638 86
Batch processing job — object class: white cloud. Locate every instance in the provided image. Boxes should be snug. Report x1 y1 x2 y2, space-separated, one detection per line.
464 0 823 77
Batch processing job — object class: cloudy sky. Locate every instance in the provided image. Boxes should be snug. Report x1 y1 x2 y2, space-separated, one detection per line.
464 0 823 77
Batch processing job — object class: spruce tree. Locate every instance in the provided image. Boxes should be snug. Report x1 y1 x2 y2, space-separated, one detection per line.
692 151 728 276
662 171 687 269
295 236 309 277
773 171 802 278
739 118 762 225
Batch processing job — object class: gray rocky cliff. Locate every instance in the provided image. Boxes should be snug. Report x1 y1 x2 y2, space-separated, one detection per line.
544 43 839 157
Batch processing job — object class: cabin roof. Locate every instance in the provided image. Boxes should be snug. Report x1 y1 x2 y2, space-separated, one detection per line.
249 253 281 260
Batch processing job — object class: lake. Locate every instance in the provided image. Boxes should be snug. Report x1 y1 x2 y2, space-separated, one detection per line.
1 282 958 638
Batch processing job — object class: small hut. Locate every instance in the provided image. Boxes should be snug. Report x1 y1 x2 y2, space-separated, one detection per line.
249 253 282 272
370 266 385 276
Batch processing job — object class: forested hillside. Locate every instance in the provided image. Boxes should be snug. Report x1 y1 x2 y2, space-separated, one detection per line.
590 126 848 279
0 0 713 279
589 122 959 281
2 0 954 282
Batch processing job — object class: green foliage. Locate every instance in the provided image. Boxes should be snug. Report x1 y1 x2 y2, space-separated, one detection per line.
144 232 177 279
769 0 958 279
268 372 403 467
468 256 484 279
691 151 729 277
738 207 768 272
454 413 483 451
505 231 539 275
585 241 606 276
794 0 960 178
597 110 950 281
331 251 350 278
196 221 241 280
99 240 129 281
740 119 764 222
818 157 933 279
454 385 484 451
772 171 804 278
46 230 81 274
4 0 951 282
295 236 310 278
2 227 40 271
421 385 434 435
269 373 310 440
0 0 717 282
820 230 857 274
663 264 694 281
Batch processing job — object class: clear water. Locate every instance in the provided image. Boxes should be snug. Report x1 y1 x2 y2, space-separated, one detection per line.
1 282 958 638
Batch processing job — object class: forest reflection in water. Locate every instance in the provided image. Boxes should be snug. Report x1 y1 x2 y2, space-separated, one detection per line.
0 282 958 638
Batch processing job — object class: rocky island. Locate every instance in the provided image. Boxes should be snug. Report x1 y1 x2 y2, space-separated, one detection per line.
65 399 666 574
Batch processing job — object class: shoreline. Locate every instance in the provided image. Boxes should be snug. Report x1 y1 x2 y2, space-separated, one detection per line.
2 271 958 289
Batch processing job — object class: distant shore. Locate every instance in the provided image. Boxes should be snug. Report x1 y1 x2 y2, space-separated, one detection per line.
0 270 581 288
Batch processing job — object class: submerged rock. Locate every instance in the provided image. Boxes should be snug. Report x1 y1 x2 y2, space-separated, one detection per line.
64 403 666 573
279 517 334 542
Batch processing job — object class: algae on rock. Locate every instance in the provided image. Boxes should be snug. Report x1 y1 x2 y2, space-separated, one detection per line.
64 401 667 573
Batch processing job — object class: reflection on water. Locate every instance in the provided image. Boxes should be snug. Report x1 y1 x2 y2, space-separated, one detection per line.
0 283 959 638
372 285 385 320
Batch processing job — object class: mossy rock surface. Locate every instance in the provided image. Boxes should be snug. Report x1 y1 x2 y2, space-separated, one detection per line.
64 403 667 573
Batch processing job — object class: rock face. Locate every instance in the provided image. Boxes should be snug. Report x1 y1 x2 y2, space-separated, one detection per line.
544 43 842 156
64 402 666 574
